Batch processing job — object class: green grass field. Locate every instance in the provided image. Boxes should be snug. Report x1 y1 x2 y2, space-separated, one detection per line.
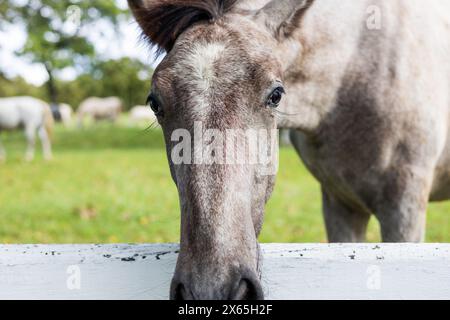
0 124 449 243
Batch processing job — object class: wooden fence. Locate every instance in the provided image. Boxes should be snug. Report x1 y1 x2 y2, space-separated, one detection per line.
1 243 449 299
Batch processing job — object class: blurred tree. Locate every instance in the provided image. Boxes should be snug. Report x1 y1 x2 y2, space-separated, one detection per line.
0 57 152 112
0 2 10 29
57 58 152 111
3 0 127 106
0 1 11 30
0 72 45 99
92 57 152 111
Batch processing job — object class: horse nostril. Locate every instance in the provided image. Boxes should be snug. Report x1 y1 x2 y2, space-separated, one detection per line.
171 273 263 300
231 278 264 300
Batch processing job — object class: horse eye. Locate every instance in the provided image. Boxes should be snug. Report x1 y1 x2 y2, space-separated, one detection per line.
147 94 164 117
267 87 285 108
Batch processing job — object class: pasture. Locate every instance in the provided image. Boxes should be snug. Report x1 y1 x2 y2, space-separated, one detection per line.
0 123 449 244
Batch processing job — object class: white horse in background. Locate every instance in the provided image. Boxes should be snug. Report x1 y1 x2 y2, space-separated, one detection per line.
58 103 73 127
0 96 54 161
77 97 122 127
129 105 158 127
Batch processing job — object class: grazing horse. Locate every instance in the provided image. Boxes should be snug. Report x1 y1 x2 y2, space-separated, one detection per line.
77 97 122 126
0 96 53 161
129 0 450 300
58 103 74 127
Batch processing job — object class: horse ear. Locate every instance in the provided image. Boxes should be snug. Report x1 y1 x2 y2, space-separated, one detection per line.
128 0 148 23
127 0 172 54
128 0 163 48
128 0 238 55
254 0 314 39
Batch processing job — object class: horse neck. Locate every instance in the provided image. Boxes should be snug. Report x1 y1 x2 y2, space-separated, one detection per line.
277 0 373 132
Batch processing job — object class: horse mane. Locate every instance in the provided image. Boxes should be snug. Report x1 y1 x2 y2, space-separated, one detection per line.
131 0 239 55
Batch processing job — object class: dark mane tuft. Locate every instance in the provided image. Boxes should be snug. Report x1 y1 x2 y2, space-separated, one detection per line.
130 0 239 56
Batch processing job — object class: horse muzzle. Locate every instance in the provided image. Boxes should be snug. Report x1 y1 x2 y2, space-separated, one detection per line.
170 267 264 300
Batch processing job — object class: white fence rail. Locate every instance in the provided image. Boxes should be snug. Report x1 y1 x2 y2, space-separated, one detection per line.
1 243 450 300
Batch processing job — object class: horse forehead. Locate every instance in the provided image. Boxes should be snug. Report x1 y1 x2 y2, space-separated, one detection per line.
174 41 235 91
162 40 250 120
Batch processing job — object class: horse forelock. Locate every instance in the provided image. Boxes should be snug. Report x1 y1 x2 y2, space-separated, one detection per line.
131 0 239 55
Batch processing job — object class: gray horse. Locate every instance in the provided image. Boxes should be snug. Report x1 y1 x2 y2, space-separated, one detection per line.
0 96 53 161
129 0 450 299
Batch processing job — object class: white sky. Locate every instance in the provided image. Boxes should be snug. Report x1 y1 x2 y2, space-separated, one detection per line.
0 0 161 86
